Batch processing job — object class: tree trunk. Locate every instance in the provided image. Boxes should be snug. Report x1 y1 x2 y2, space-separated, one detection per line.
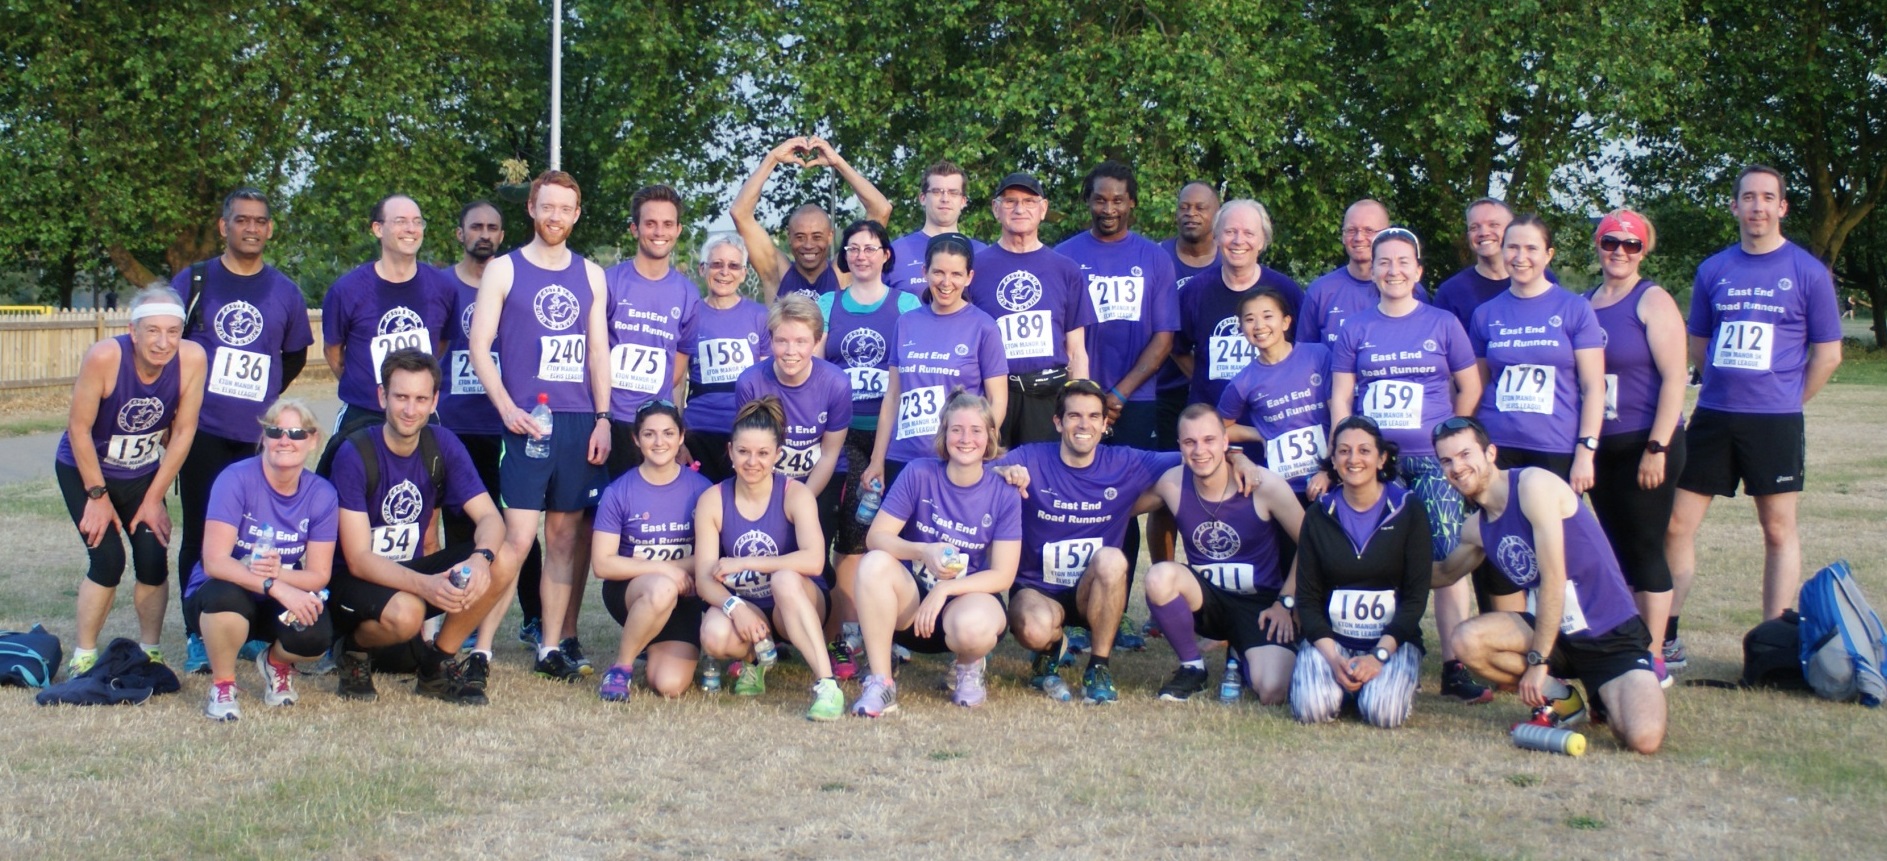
106 245 160 289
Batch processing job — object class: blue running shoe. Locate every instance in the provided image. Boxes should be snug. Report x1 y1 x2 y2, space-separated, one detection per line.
1082 663 1118 705
185 634 209 675
237 639 268 663
1114 613 1146 651
1065 626 1091 656
517 617 542 648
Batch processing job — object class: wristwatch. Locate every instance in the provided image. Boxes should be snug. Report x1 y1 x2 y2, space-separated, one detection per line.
86 485 108 500
595 411 612 423
1278 595 1296 611
721 595 745 616
472 548 496 564
1577 436 1600 452
1525 649 1548 667
261 577 277 596
1645 438 1668 454
1372 646 1392 663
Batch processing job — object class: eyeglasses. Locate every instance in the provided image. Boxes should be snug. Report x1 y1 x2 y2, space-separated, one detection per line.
1599 236 1645 254
705 261 745 271
924 188 966 199
263 425 314 441
842 245 884 256
1341 227 1381 239
380 217 426 230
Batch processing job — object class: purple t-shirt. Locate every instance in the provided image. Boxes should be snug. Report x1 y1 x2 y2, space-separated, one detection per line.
495 248 596 415
819 288 922 430
1216 342 1333 490
880 458 1024 586
596 467 713 560
716 476 797 610
1174 265 1306 408
886 304 1009 464
1479 469 1639 640
1688 241 1843 414
1175 470 1284 595
734 359 852 479
1055 230 1180 401
322 262 455 410
438 267 504 436
1434 266 1558 331
183 457 339 599
57 335 183 481
1298 265 1428 345
173 258 314 441
779 264 838 303
330 425 485 563
603 261 699 418
888 232 988 297
1588 280 1678 437
968 244 1096 375
681 299 770 434
1158 239 1219 392
1470 287 1604 453
999 442 1180 595
1331 304 1476 457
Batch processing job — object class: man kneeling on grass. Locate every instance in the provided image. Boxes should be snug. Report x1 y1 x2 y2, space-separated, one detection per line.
326 349 517 705
1433 417 1666 754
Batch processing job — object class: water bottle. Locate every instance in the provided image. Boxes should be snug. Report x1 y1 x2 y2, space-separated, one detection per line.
278 589 330 631
939 545 967 577
854 478 883 524
1219 656 1243 703
250 523 276 565
1511 722 1587 756
449 565 473 589
700 657 722 693
525 393 553 459
753 637 779 666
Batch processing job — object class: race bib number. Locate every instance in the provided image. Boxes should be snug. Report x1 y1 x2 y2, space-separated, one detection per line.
725 568 772 601
1329 589 1397 641
449 350 495 396
1603 373 1618 421
631 543 688 563
104 432 164 470
1198 562 1257 594
777 443 822 478
697 338 754 385
1713 321 1773 371
370 523 419 563
999 311 1054 360
1525 581 1589 636
1042 537 1102 587
538 334 586 383
846 366 888 401
1209 332 1257 381
1360 379 1422 430
1264 426 1326 481
370 328 433 383
1495 364 1556 415
897 385 944 440
208 347 271 401
1086 275 1143 323
610 343 667 394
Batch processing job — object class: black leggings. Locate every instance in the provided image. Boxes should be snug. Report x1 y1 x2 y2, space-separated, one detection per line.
1588 428 1686 593
56 462 168 588
178 432 259 634
186 579 333 658
446 433 543 621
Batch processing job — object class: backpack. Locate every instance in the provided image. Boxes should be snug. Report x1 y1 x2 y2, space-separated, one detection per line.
1742 609 1808 690
0 625 64 689
1798 560 1887 707
346 426 445 508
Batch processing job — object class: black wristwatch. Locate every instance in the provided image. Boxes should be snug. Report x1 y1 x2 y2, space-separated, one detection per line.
1525 649 1548 667
1645 438 1668 454
1372 646 1392 663
86 485 108 500
1278 595 1296 611
1577 436 1600 452
595 411 612 423
473 548 496 564
261 577 277 596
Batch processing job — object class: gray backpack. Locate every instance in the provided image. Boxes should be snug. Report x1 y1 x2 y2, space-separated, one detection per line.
1798 561 1887 707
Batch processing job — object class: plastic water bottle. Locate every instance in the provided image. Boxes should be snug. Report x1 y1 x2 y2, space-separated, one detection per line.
250 523 276 565
1219 656 1243 703
753 637 779 666
449 565 473 589
854 478 883 524
1511 722 1587 756
939 545 967 577
525 393 553 459
700 657 722 693
278 589 330 631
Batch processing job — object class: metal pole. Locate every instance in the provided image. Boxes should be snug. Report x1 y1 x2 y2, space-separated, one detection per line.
549 0 562 171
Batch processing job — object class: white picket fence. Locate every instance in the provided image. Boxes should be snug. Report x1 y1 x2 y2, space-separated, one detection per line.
0 308 326 390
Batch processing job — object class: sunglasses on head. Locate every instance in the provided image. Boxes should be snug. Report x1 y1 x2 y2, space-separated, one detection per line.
1599 236 1645 254
635 398 677 419
262 425 314 441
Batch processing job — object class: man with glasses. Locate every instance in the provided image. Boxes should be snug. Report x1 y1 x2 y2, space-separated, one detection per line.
888 161 987 295
1300 199 1395 345
731 136 893 303
175 187 317 673
603 184 699 479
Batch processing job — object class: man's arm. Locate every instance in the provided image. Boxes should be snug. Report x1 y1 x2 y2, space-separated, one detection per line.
731 138 807 296
809 137 892 229
1803 340 1843 404
1064 327 1089 380
584 262 613 465
469 255 518 419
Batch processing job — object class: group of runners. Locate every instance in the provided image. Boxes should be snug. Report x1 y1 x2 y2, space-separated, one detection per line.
54 142 1842 750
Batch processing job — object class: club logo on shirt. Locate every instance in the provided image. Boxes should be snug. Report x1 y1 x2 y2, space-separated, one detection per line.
1309 373 1324 387
1131 266 1144 277
1191 521 1241 561
533 285 582 331
1177 276 1195 290
732 530 779 558
818 411 829 423
1103 487 1118 501
996 270 1044 313
982 513 993 527
955 344 969 356
840 328 887 368
749 333 762 345
213 300 265 347
117 397 166 434
671 306 682 317
1778 278 1793 292
381 479 425 525
1494 535 1539 585
1423 339 1438 353
298 518 311 534
459 303 476 338
1548 315 1563 328
1212 316 1242 339
378 307 427 335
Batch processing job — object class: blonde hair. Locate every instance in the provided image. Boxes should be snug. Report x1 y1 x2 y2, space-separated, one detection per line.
768 293 826 341
933 389 1005 462
1215 198 1275 248
259 397 322 438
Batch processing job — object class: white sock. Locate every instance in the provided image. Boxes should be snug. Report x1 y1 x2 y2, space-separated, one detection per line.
1543 676 1572 701
1180 659 1206 670
74 647 98 660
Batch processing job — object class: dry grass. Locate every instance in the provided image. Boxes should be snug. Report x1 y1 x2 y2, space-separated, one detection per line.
2 384 1885 860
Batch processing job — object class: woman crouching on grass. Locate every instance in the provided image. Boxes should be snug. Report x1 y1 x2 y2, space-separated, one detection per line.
694 396 845 721
183 398 338 721
849 391 1022 715
592 399 715 701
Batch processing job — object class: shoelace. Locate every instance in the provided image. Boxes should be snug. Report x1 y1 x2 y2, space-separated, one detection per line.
268 662 293 692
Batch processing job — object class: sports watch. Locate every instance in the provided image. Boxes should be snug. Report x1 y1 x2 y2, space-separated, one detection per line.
1278 595 1296 611
472 548 496 564
1525 650 1548 667
1577 436 1600 452
1645 438 1668 454
1372 646 1392 663
86 485 108 500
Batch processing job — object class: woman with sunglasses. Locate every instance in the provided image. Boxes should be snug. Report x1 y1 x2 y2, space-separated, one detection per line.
817 220 922 680
1468 215 1606 493
679 234 770 482
1328 227 1490 704
183 398 338 721
593 400 715 701
1583 210 1686 682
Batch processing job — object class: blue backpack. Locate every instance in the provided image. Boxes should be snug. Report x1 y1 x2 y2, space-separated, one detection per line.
0 624 64 689
1798 561 1887 707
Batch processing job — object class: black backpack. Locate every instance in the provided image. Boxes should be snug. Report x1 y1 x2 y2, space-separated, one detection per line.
1742 609 1809 690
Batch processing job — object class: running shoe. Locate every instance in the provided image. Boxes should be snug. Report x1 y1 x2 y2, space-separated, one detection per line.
255 650 298 707
336 649 378 702
417 654 488 706
559 637 595 676
853 674 898 717
1082 663 1118 705
238 639 268 663
1030 640 1073 702
301 642 337 676
1158 665 1211 702
66 651 96 678
533 649 584 683
1065 626 1091 655
892 644 912 666
598 665 634 702
185 633 209 675
1662 637 1689 670
951 659 987 708
827 639 858 681
1115 613 1146 651
734 660 768 696
203 679 240 722
141 646 164 665
463 652 490 697
1441 659 1494 704
1142 618 1164 640
1654 656 1673 689
808 678 844 721
1524 679 1588 728
517 617 542 647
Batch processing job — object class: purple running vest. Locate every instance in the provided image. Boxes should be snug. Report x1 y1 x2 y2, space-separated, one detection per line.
56 335 182 481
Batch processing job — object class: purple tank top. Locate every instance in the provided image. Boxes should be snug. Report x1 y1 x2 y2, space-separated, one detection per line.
1175 473 1283 595
496 248 594 414
717 476 798 610
779 265 838 303
1478 470 1639 640
438 269 504 435
1587 279 1678 437
821 288 910 427
56 335 183 481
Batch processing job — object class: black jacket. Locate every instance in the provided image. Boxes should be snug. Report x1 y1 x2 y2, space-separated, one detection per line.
1295 484 1432 651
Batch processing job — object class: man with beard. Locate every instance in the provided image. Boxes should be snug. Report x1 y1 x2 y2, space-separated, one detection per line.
887 161 987 295
602 184 698 478
175 187 316 673
467 170 614 682
732 136 893 303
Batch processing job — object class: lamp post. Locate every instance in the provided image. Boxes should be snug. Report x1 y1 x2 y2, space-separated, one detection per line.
549 0 562 171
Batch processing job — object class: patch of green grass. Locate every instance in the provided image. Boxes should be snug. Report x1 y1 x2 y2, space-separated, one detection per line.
0 414 69 439
1828 340 1887 386
0 478 72 519
1566 815 1606 831
1506 773 1541 788
928 749 965 761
